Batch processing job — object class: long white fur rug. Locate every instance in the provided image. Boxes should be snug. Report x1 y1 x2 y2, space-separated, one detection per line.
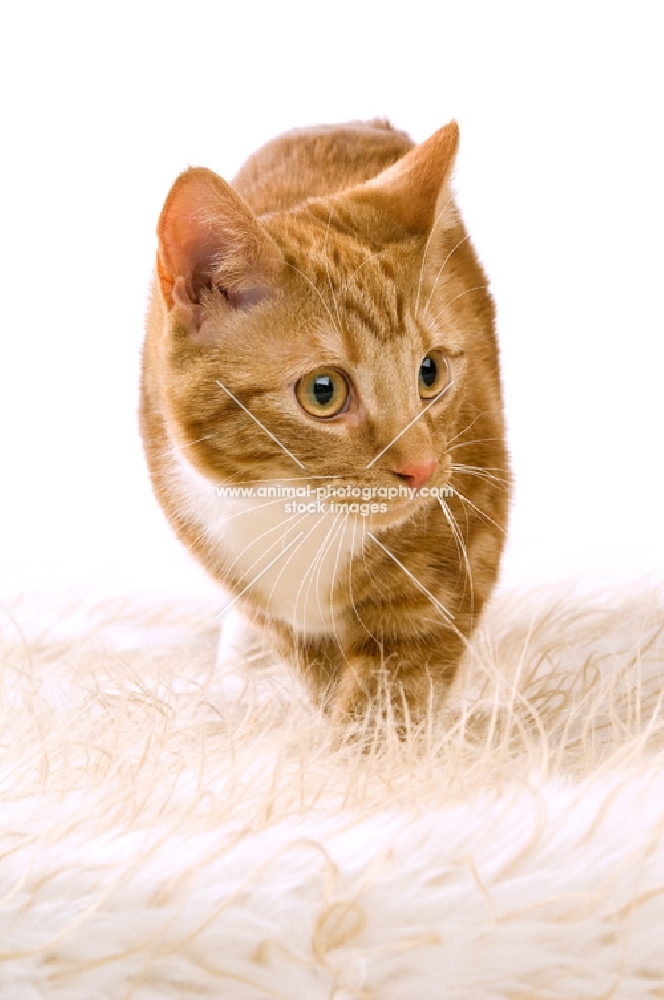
1 584 664 999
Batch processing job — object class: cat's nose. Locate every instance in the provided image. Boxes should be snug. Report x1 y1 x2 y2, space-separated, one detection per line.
391 457 438 490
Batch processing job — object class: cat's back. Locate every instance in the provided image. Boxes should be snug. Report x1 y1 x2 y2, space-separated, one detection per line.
232 120 414 216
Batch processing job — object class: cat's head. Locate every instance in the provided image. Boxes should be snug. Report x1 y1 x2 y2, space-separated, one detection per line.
149 122 502 528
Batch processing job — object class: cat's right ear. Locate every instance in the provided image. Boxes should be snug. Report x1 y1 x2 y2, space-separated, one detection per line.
156 167 283 338
348 121 460 240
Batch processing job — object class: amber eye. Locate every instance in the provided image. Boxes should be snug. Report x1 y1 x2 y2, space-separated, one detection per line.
418 350 449 399
296 368 349 418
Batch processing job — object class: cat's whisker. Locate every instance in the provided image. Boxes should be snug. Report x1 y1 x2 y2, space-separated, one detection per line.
154 432 217 462
265 512 329 623
367 531 455 624
216 468 340 488
217 495 296 522
366 379 454 469
414 194 455 316
328 512 355 666
309 511 349 638
447 436 503 453
348 515 379 642
345 246 390 286
293 514 337 635
216 378 306 470
450 463 510 489
446 412 486 448
438 497 474 614
422 231 470 317
283 260 344 344
215 530 305 622
291 509 343 636
220 506 307 584
323 196 344 330
360 517 389 603
216 474 341 486
429 285 488 328
449 485 505 535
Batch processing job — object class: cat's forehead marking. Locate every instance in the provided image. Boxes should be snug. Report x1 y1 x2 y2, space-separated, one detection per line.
268 213 421 357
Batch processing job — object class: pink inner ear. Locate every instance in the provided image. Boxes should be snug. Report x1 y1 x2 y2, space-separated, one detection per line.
158 171 235 307
156 167 280 314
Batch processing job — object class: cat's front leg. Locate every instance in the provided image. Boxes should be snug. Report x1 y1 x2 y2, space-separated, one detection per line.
216 606 260 670
330 628 464 727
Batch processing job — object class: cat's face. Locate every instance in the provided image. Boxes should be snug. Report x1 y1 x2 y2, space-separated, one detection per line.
151 124 502 531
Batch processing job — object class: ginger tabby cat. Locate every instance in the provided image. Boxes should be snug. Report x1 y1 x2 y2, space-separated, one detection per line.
140 120 510 724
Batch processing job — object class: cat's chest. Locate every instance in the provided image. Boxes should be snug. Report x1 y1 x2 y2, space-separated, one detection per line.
168 447 358 635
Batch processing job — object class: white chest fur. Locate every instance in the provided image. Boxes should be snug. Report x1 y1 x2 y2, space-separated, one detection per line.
166 444 360 636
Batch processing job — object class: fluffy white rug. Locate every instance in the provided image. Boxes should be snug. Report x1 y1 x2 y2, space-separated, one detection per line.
1 585 664 998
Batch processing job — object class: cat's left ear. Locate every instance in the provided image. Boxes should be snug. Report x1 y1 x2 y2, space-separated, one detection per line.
156 167 283 338
351 121 460 238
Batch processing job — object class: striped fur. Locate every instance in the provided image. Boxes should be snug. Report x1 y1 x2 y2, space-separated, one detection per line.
140 120 510 721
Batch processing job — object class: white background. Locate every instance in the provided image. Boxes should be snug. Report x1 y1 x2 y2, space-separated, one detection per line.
1 1 662 599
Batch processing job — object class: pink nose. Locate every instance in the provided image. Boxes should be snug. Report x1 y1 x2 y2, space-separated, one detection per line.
391 458 438 491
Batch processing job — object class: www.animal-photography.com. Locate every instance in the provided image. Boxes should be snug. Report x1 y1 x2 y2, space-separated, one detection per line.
1 2 663 996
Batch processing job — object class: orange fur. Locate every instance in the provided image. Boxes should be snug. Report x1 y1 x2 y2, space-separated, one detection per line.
140 120 511 722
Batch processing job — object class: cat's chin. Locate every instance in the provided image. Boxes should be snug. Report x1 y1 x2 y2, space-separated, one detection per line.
362 497 431 531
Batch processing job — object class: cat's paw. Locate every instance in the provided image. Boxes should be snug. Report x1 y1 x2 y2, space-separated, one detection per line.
329 660 434 734
329 663 387 727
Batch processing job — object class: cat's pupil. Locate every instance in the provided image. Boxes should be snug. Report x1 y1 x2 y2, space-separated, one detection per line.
421 356 437 387
313 375 334 406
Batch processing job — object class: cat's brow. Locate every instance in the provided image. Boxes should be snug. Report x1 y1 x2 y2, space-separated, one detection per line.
216 379 306 469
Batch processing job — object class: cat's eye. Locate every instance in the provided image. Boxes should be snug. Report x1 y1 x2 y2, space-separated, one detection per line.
296 368 349 418
418 350 449 399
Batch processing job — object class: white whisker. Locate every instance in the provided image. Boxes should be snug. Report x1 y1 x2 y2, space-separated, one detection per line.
348 515 378 641
288 509 344 637
220 507 305 586
216 378 306 469
414 194 455 316
265 514 328 621
284 259 344 346
429 285 487 328
219 495 296 522
446 412 486 448
215 532 304 621
322 197 343 330
422 232 470 316
367 531 455 623
366 379 454 469
154 432 217 462
447 436 503 453
451 464 510 490
329 513 354 665
450 486 505 535
345 246 390 286
438 497 474 614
